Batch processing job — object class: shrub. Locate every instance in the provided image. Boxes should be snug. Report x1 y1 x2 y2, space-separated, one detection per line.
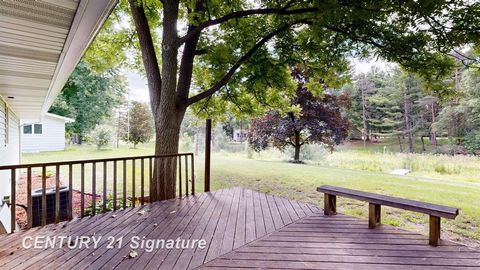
462 133 480 155
84 194 130 216
434 144 468 155
92 125 111 149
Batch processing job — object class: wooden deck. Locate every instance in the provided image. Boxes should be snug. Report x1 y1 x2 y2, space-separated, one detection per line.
0 187 479 269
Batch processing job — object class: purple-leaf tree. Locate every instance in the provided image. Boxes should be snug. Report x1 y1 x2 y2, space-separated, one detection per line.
248 69 350 162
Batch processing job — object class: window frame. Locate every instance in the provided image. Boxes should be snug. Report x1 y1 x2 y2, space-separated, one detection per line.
34 123 43 134
23 125 33 134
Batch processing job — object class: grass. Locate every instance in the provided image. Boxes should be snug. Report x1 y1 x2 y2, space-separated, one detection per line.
22 142 480 246
203 154 480 245
323 151 480 184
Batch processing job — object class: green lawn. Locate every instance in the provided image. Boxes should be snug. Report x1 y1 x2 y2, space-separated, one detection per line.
22 144 480 246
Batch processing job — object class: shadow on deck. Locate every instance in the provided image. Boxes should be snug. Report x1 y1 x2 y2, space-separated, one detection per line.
0 187 479 269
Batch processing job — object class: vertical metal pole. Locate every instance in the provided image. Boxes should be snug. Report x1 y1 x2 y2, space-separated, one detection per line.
204 119 211 192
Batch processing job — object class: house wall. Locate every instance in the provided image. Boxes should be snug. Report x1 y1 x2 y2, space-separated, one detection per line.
21 115 67 153
0 98 20 233
233 129 248 142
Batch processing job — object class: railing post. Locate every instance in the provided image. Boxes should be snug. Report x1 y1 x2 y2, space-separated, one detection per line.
68 164 73 220
81 163 85 217
92 162 96 216
113 161 117 211
103 161 107 213
191 154 195 195
27 167 32 228
178 156 182 197
41 166 46 226
141 158 145 205
55 165 60 223
10 168 16 233
204 118 211 192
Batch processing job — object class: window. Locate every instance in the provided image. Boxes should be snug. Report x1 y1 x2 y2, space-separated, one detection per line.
23 124 42 134
23 125 32 134
34 124 42 134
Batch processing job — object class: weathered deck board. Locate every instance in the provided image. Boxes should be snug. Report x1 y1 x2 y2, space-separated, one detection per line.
200 213 480 269
0 187 478 270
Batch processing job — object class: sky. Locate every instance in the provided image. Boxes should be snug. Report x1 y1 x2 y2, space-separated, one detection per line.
124 58 391 103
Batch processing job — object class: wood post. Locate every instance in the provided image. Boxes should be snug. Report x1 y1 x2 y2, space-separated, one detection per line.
204 119 211 192
429 215 441 246
368 203 381 228
324 194 336 215
10 169 16 233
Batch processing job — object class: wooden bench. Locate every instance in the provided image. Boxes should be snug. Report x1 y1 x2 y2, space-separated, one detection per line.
317 185 459 246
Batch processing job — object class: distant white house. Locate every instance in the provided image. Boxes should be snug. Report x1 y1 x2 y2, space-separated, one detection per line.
233 128 248 142
21 113 74 153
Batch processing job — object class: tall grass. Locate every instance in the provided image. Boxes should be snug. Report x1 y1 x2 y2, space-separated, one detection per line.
322 151 480 184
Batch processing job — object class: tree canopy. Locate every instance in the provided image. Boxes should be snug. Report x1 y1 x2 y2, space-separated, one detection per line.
89 0 480 117
49 61 126 142
120 101 154 148
83 0 480 200
248 67 350 162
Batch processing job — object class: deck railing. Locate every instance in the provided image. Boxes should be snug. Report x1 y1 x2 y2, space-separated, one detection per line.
0 153 194 233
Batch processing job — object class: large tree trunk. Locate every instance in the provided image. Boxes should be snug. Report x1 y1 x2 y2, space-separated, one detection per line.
151 106 185 201
130 0 184 201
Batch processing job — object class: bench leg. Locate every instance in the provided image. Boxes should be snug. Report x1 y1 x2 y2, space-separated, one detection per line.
429 215 441 246
324 194 336 216
368 203 381 228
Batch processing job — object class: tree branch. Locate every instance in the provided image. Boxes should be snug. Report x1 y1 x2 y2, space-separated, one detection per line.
187 19 311 106
178 6 318 44
176 0 204 108
128 0 162 115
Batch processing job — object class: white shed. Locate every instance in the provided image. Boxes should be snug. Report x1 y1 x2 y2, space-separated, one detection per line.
21 113 74 153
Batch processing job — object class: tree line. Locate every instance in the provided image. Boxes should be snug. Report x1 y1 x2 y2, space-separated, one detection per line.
344 65 480 155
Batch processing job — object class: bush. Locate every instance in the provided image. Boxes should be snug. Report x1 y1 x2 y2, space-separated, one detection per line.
433 144 468 155
84 194 129 216
92 125 112 149
462 133 480 155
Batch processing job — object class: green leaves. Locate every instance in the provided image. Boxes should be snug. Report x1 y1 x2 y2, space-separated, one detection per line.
87 0 478 125
49 61 127 139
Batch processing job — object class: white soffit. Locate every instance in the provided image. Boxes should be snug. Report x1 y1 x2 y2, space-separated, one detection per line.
0 0 117 120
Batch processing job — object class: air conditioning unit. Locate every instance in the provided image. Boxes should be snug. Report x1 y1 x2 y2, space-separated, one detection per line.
32 186 69 227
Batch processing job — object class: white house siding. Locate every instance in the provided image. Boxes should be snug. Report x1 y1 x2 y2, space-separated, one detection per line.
0 98 20 233
21 115 67 153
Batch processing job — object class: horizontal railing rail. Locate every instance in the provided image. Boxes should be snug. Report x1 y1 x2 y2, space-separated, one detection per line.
0 153 195 233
